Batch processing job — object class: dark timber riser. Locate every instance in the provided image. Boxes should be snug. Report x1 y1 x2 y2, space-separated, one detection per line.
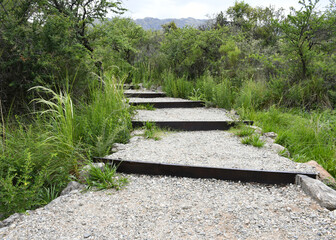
94 158 317 185
125 92 166 98
132 120 253 131
130 101 204 108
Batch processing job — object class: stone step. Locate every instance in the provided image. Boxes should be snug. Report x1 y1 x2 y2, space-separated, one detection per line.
94 157 317 185
130 100 205 108
125 91 166 98
132 120 253 131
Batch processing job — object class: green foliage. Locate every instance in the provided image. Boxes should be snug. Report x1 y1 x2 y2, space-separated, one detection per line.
163 71 194 98
241 134 265 148
91 17 146 80
277 0 334 80
143 122 162 140
77 73 131 157
235 80 268 110
247 107 336 176
231 124 255 137
85 163 128 191
0 73 131 219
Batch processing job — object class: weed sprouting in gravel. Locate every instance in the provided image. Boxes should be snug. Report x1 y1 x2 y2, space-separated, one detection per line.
241 134 265 148
231 124 255 137
85 163 128 191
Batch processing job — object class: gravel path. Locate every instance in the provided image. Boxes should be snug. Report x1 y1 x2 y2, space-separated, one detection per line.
1 175 335 240
109 131 315 173
133 108 233 121
1 90 334 239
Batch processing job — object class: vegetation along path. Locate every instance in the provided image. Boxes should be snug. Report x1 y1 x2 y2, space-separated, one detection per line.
1 89 336 239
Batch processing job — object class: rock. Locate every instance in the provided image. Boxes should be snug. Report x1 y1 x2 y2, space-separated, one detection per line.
330 210 336 219
129 136 143 143
84 233 92 238
112 143 126 152
130 130 145 137
260 136 275 144
79 163 105 180
296 175 336 210
60 181 85 196
0 213 22 228
229 110 240 120
263 132 278 139
271 143 290 157
156 86 163 92
304 160 336 185
250 126 262 135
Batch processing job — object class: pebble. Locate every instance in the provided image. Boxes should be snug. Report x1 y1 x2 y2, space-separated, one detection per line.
108 131 315 173
1 175 335 239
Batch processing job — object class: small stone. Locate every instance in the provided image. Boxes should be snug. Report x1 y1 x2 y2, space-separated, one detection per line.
79 163 105 180
263 132 278 139
84 233 91 238
250 126 262 135
271 143 290 157
60 181 85 196
0 213 22 228
330 210 336 219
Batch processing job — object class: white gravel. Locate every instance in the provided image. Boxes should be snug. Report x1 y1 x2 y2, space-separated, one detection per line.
129 97 195 103
1 175 335 240
133 108 233 121
2 92 332 239
108 131 315 173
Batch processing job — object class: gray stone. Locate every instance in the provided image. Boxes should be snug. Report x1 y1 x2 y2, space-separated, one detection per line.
111 143 126 152
264 132 278 139
250 126 262 135
330 210 336 219
260 136 275 144
60 181 85 196
0 213 22 228
79 163 105 180
296 175 336 210
271 143 290 157
130 130 145 137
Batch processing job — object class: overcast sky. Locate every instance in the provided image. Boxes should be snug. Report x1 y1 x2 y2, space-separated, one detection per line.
115 0 331 19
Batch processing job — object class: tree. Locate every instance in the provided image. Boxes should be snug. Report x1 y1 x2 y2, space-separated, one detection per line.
0 0 125 112
278 0 327 79
43 0 125 52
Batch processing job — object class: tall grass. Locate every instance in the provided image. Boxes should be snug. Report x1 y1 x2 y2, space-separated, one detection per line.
77 73 131 157
158 70 336 178
0 72 131 219
243 107 336 177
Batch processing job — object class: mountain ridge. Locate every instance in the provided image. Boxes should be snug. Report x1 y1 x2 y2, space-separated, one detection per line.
134 17 208 30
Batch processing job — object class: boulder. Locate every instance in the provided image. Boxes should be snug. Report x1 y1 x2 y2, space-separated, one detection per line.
305 160 336 185
271 143 290 157
0 213 22 228
263 132 278 139
60 181 85 196
79 163 105 180
112 143 126 152
296 175 336 210
250 126 262 135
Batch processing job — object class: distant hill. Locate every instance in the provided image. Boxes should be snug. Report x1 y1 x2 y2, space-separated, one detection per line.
134 17 208 30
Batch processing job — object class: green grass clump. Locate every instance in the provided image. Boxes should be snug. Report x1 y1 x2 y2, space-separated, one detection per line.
243 107 336 177
85 163 128 191
0 72 132 220
231 124 255 137
143 122 162 140
241 134 265 148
